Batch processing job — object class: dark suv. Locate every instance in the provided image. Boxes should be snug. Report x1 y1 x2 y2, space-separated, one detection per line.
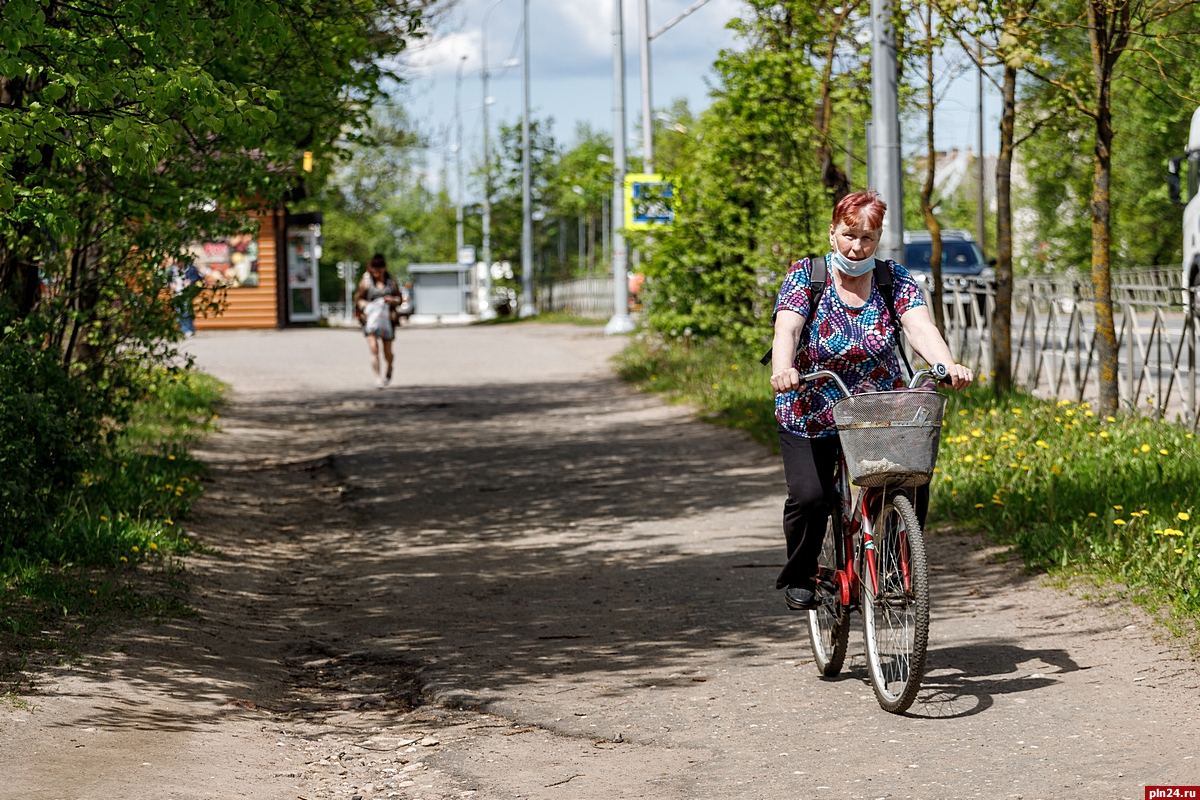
903 229 989 277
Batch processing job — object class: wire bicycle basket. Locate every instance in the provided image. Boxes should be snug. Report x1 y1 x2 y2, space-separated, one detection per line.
831 390 947 488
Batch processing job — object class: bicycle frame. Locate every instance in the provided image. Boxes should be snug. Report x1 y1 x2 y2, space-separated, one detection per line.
812 366 943 611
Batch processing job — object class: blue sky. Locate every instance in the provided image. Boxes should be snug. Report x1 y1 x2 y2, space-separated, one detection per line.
398 0 1002 197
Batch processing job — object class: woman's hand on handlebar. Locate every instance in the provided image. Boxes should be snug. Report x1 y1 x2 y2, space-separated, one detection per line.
771 367 801 394
946 363 973 391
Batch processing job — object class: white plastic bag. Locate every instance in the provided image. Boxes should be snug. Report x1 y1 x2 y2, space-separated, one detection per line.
363 297 393 338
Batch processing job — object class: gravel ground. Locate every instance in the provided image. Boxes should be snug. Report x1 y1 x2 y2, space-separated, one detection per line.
2 322 1197 800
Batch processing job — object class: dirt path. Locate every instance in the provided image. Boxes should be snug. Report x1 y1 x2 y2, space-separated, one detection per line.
3 323 1198 800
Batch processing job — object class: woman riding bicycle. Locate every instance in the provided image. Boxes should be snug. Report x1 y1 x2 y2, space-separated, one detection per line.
770 190 972 611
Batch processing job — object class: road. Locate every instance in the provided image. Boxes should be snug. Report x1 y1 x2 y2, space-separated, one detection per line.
2 323 1198 800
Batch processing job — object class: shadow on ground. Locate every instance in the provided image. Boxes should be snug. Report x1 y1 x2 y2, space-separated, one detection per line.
40 377 1064 734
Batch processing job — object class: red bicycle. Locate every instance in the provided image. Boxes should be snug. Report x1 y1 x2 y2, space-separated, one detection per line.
801 364 948 713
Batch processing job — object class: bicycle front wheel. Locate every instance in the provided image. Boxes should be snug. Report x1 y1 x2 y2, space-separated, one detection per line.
807 515 850 676
862 492 929 713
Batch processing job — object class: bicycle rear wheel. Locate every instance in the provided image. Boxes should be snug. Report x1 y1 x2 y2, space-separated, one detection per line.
862 492 929 713
807 515 850 676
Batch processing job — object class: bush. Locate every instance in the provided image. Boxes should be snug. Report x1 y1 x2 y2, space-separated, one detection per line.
0 339 99 553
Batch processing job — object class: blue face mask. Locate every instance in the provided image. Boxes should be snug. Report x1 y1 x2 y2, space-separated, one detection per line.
830 240 875 277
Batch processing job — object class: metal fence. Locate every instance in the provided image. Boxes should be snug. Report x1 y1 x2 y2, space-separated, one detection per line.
919 266 1200 428
537 276 614 319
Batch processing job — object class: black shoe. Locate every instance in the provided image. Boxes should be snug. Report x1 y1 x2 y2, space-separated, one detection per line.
785 586 818 611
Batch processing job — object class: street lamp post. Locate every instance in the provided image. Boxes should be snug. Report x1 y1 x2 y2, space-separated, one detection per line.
638 0 653 174
518 0 536 317
606 0 635 335
455 54 467 255
869 0 904 264
638 0 713 175
481 0 508 273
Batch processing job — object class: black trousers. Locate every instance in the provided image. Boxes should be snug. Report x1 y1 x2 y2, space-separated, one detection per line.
776 429 929 591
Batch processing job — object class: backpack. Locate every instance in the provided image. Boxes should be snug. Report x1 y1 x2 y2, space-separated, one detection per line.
759 257 914 378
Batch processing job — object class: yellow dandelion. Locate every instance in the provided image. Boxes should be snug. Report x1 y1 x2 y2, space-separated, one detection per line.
1161 449 1170 455
944 475 952 481
1050 465 1062 474
100 515 109 522
1012 408 1022 415
1036 440 1049 449
1176 548 1185 554
711 383 718 389
1088 512 1098 517
1017 451 1026 458
168 455 176 461
1179 512 1191 521
1114 505 1124 510
1099 431 1109 438
952 490 958 495
1113 519 1127 526
971 429 983 438
120 556 128 563
148 542 158 551
1010 462 1019 468
131 545 139 552
1106 415 1117 423
958 409 969 416
1085 410 1095 417
974 503 985 508
1140 444 1151 453
730 364 739 370
1168 529 1184 537
963 455 975 463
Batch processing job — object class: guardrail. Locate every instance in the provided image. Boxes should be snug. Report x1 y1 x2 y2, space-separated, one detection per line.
917 269 1199 428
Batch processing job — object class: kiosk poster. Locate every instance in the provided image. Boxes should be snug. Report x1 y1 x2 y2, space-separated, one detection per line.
188 232 259 288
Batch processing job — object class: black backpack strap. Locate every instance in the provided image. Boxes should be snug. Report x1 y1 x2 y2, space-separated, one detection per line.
874 259 914 379
761 256 825 366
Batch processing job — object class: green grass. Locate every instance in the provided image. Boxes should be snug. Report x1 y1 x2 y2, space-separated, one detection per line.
616 333 779 449
1 369 224 684
618 334 1200 628
477 311 609 327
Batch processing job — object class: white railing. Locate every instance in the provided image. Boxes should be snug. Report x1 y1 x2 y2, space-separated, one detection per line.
917 268 1200 428
538 277 614 319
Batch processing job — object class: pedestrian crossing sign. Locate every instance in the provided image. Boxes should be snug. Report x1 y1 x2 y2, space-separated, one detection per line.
624 173 674 230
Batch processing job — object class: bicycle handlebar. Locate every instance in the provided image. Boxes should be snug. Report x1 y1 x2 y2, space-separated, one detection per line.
797 363 950 399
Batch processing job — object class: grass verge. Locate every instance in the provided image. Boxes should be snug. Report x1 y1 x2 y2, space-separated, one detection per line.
618 333 1200 629
1 369 224 691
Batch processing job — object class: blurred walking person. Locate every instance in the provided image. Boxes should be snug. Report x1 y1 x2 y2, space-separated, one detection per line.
354 253 401 388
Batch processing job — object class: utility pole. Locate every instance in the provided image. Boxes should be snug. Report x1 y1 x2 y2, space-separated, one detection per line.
638 0 712 175
606 0 635 335
976 55 986 259
638 0 653 174
481 0 507 272
518 0 536 317
455 54 467 255
870 0 904 264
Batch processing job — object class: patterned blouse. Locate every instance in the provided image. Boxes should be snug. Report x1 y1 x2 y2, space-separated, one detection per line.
773 255 926 438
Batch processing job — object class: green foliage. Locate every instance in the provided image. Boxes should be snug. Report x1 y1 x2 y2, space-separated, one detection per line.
0 337 98 551
1 366 223 672
616 334 780 450
619 334 1200 621
639 1 871 347
1011 2 1200 271
937 388 1200 614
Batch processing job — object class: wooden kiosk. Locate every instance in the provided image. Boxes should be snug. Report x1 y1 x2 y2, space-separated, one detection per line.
193 209 323 329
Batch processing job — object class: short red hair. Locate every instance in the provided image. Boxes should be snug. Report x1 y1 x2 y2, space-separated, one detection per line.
832 190 887 231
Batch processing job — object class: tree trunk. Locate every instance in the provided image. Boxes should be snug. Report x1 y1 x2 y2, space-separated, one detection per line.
920 20 944 334
1090 88 1119 413
813 3 858 201
991 64 1017 393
